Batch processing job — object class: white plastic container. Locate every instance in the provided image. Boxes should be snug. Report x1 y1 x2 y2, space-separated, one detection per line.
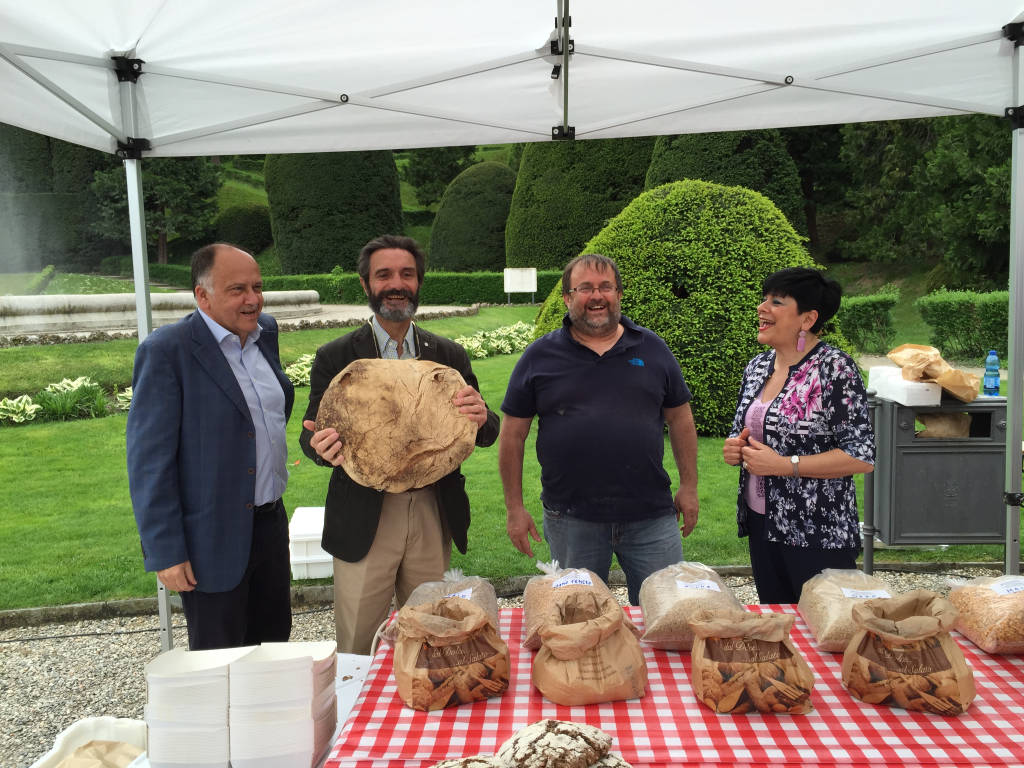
289 506 332 579
289 506 328 559
868 365 942 406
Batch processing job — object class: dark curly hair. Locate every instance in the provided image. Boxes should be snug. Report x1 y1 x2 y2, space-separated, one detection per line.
762 267 841 334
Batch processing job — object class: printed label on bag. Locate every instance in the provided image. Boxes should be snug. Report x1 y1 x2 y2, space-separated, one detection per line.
989 578 1024 595
552 571 594 589
445 588 474 600
840 588 892 599
675 578 722 593
705 637 791 663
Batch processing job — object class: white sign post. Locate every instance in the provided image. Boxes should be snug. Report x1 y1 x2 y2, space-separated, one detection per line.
503 267 538 304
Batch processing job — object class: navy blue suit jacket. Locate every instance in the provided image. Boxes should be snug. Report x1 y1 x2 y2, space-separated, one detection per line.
126 311 294 592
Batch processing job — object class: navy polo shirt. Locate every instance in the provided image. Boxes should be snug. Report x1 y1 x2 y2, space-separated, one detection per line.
502 314 691 522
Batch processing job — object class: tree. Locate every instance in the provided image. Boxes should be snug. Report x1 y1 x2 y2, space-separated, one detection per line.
400 146 477 207
645 130 807 235
90 157 222 264
534 180 833 435
265 151 402 274
505 137 655 270
837 115 1010 288
429 161 516 271
780 125 849 257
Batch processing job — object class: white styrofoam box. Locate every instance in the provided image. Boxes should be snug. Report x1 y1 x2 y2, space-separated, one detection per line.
868 365 941 406
291 554 332 580
30 717 147 768
289 506 328 559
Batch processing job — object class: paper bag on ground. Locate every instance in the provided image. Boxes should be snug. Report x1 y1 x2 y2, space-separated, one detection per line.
841 589 975 715
315 358 477 491
532 591 647 706
690 610 815 714
394 596 509 711
886 343 979 403
639 562 746 650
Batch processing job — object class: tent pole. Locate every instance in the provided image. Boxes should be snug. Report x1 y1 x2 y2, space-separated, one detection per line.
1005 40 1024 575
561 0 570 136
117 63 171 647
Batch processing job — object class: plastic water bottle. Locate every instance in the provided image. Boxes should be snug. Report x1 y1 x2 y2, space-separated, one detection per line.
983 349 1000 396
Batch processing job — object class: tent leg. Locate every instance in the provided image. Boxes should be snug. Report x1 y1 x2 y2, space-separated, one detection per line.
125 158 152 342
157 581 173 651
1005 46 1024 575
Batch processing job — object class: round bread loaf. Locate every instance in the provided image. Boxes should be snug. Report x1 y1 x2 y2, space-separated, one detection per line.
496 719 612 768
314 358 476 491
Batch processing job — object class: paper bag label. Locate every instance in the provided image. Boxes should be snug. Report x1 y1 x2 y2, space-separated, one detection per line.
445 588 474 600
552 571 594 588
840 587 892 599
704 637 792 663
415 636 495 670
989 578 1024 595
675 578 722 593
858 633 951 675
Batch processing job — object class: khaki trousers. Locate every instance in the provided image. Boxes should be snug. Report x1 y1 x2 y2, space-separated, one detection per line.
333 487 450 654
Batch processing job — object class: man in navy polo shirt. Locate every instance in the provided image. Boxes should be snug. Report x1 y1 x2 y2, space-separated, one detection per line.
499 253 699 605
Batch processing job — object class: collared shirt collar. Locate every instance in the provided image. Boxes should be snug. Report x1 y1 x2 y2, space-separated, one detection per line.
197 308 262 347
370 314 416 359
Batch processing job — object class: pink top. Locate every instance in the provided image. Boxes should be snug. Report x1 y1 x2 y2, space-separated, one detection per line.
744 394 769 514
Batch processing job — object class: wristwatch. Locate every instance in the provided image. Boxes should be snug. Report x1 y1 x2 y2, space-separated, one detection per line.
790 454 800 478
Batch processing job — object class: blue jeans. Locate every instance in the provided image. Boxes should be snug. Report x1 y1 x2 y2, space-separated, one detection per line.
543 507 683 605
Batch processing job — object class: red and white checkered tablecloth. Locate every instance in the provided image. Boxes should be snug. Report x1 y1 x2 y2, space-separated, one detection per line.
325 606 1024 768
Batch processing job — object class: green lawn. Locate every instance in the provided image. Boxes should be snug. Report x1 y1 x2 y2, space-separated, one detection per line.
0 273 37 294
217 177 268 209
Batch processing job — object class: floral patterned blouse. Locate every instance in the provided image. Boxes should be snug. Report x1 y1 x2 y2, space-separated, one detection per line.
728 342 875 550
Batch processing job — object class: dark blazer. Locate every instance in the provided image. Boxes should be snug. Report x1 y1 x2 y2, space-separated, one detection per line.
299 322 499 562
126 311 294 592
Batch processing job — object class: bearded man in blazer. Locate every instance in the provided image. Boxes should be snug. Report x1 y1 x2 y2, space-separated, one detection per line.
127 243 295 650
300 234 499 654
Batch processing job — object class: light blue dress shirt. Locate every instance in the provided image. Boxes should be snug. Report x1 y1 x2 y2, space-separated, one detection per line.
198 309 288 505
370 315 417 359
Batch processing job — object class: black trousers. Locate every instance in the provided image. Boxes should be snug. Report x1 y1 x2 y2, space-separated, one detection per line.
179 499 292 650
746 505 858 604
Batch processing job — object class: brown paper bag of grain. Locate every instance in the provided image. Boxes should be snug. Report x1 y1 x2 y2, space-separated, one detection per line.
394 597 509 711
841 589 975 715
886 344 979 403
532 591 647 706
315 358 477 491
690 610 815 714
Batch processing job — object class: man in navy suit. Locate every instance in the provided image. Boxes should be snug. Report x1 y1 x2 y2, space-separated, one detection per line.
127 243 295 650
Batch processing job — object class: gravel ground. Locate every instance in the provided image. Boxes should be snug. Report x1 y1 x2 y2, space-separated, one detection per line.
0 567 1001 768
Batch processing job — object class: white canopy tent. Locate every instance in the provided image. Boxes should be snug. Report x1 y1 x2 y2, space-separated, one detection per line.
2 1 1022 645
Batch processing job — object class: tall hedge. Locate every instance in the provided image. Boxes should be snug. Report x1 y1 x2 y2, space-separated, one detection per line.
644 130 807 235
0 124 52 193
429 161 515 271
265 151 402 274
216 203 273 255
505 137 656 270
534 180 833 436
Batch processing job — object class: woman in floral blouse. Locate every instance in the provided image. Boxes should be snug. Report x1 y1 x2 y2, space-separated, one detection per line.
722 267 875 604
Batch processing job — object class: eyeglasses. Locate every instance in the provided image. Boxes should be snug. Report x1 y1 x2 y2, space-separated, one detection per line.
569 283 620 296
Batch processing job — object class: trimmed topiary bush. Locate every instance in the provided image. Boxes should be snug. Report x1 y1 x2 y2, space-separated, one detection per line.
505 137 656 270
534 180 841 435
265 151 402 274
429 162 515 271
216 203 273 255
645 131 807 235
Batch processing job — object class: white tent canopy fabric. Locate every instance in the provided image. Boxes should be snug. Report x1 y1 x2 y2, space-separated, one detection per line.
2 1 1022 155
2 2 1022 643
